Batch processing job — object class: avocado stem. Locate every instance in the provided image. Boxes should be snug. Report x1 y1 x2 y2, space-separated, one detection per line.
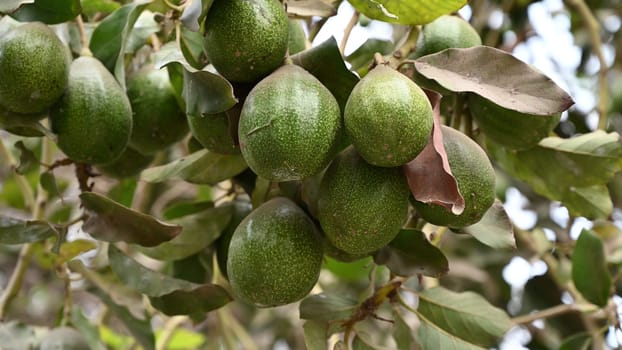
340 11 360 56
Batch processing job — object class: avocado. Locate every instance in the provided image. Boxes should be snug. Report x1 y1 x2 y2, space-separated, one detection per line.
317 146 410 255
412 15 481 58
468 93 561 150
288 19 307 55
203 0 288 83
39 327 90 350
96 146 154 179
412 126 496 228
0 22 71 114
50 56 132 165
188 112 239 154
238 64 342 181
227 197 323 307
126 67 188 155
344 65 433 167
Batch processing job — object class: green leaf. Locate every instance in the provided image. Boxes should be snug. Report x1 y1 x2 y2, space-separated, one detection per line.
416 287 513 348
163 200 214 220
125 10 159 54
71 308 107 350
140 149 248 185
179 0 213 32
303 320 328 350
14 141 38 174
56 239 97 265
88 286 155 350
347 0 466 25
291 37 359 112
89 0 151 89
180 26 207 69
374 229 449 277
0 216 57 244
392 309 415 349
353 330 393 350
414 46 574 115
138 204 233 261
489 131 622 218
149 284 232 318
11 0 81 24
80 192 181 247
299 293 358 321
572 229 611 307
0 108 49 137
0 0 33 13
457 200 516 249
346 39 394 75
40 171 61 199
558 332 592 350
286 0 336 17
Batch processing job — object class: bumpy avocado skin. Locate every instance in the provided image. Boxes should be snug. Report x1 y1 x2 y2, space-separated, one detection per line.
203 0 288 83
96 146 154 179
50 56 132 165
40 327 90 350
412 15 481 58
227 197 323 307
468 93 561 150
288 19 307 54
413 126 496 228
317 147 410 255
127 67 188 154
188 112 240 154
344 65 433 167
0 22 71 114
238 64 342 181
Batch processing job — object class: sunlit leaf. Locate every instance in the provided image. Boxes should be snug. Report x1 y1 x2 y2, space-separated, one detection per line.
303 320 328 350
300 293 358 321
291 37 359 111
0 216 57 244
11 0 81 24
140 149 247 185
138 204 233 261
180 0 213 32
89 0 151 88
457 200 516 249
392 309 415 349
348 0 466 25
56 239 97 265
572 229 611 307
80 192 181 247
416 287 513 348
374 229 449 277
287 0 336 17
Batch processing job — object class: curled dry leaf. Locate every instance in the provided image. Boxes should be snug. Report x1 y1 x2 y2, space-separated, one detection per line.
403 91 465 215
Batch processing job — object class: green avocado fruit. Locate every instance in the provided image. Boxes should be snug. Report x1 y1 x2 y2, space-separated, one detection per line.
317 146 410 255
203 0 288 83
227 197 323 307
468 93 561 150
215 199 253 279
40 327 90 350
412 15 481 58
50 56 132 165
344 65 433 167
96 146 154 179
188 112 239 154
288 19 307 54
412 126 495 228
238 64 342 181
127 67 188 154
0 22 71 114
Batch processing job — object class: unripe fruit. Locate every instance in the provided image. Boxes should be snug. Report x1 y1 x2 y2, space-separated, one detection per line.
317 147 410 255
188 112 239 154
344 65 433 167
412 15 481 58
238 64 342 181
412 126 495 227
126 67 188 155
288 19 307 55
0 22 70 114
203 0 288 83
50 56 132 165
227 197 323 307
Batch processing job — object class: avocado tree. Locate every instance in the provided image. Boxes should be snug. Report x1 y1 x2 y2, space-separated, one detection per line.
0 0 621 349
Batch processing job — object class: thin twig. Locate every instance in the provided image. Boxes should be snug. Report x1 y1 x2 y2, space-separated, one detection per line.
511 303 576 325
564 0 609 130
340 11 360 56
75 15 92 57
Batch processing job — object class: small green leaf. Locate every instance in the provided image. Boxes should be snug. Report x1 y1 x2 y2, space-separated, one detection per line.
299 293 358 321
303 320 328 350
182 69 238 115
0 216 57 244
348 0 466 25
0 0 33 13
14 141 38 174
416 287 513 348
180 26 207 69
291 37 359 112
11 0 81 24
163 200 214 220
89 0 151 88
125 10 159 53
149 284 232 318
88 286 155 350
414 47 574 115
138 204 233 261
39 171 61 199
558 332 592 350
80 192 181 247
346 39 394 75
572 229 611 307
56 239 97 265
457 200 516 249
179 0 213 32
374 229 449 277
140 149 247 185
